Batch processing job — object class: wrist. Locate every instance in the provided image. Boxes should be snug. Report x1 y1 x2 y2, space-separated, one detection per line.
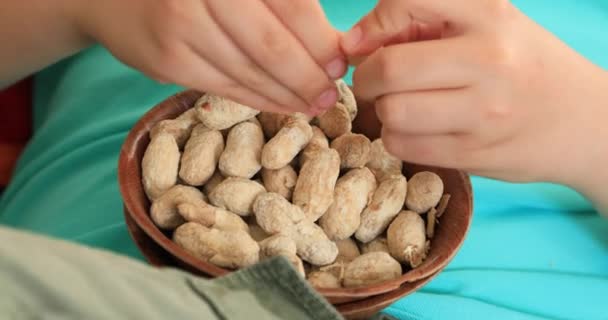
558 67 608 216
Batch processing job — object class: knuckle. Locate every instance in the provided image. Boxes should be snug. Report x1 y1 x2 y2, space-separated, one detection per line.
239 65 266 89
375 48 400 85
159 0 189 22
484 102 513 121
381 134 402 159
410 142 436 163
293 71 330 103
375 96 400 128
372 5 402 33
155 42 182 74
478 90 514 122
485 0 514 21
483 37 518 77
154 0 192 38
261 29 292 59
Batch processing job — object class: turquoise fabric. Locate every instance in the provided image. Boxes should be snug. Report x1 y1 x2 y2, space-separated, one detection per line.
1 0 607 319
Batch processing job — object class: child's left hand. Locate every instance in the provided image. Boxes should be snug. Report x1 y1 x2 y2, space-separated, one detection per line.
341 0 608 190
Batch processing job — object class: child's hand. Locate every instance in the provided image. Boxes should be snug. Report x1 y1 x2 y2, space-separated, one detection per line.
341 0 608 190
77 0 345 115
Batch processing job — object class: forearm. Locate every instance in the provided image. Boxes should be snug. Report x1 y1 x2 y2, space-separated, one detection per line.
0 0 91 88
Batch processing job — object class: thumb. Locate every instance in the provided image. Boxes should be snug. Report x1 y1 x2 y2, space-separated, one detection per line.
341 0 485 58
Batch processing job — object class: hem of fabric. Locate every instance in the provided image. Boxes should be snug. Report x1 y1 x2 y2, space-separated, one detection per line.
216 256 343 320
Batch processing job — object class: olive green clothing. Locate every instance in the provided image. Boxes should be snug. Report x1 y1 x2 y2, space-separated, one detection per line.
0 226 344 320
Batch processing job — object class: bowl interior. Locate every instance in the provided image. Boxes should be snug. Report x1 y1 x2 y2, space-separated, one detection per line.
118 89 473 299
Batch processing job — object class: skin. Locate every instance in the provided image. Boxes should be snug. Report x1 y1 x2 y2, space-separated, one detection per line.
1 0 346 115
342 0 608 216
2 0 607 216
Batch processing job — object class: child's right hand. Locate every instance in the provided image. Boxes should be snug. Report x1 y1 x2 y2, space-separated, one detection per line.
75 0 345 115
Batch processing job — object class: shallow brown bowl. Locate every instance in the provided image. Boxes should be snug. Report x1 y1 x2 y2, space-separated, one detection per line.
118 90 473 313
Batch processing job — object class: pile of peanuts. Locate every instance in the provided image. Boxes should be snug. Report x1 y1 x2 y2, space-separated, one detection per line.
142 80 451 289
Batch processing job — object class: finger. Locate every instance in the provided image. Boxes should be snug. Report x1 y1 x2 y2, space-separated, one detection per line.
353 38 476 102
341 0 495 56
161 43 288 114
187 4 311 114
375 89 479 135
345 20 444 67
262 0 346 80
381 128 464 169
207 0 338 113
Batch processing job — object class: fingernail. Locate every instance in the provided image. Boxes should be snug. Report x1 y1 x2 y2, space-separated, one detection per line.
325 57 346 79
342 26 363 52
315 87 338 110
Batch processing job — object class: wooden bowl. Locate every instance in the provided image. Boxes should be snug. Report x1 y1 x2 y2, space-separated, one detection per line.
124 206 435 319
118 90 473 313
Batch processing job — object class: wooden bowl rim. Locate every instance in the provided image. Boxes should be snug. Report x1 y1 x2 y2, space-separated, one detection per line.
118 89 474 298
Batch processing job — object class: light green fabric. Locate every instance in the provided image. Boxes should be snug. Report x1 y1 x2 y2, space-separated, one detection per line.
1 1 608 319
0 226 343 320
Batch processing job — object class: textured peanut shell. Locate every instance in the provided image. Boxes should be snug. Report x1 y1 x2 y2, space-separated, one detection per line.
330 133 372 169
179 124 224 186
335 79 357 121
177 201 248 232
209 177 266 216
359 236 389 254
142 133 180 200
173 222 259 269
343 252 402 288
253 192 305 234
366 139 403 182
316 102 351 139
320 167 377 240
355 175 408 243
387 211 427 267
259 234 297 258
256 112 310 139
257 112 289 138
314 261 347 280
436 194 451 218
405 171 444 213
195 93 260 130
426 207 437 238
247 222 270 242
150 185 205 229
335 238 361 263
292 148 340 222
261 165 298 201
246 116 262 128
307 271 341 288
150 108 199 148
262 118 313 169
288 221 338 266
291 112 313 123
219 121 264 178
299 126 329 167
203 170 225 196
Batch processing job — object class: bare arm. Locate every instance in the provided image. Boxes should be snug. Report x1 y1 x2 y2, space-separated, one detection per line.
0 0 92 88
